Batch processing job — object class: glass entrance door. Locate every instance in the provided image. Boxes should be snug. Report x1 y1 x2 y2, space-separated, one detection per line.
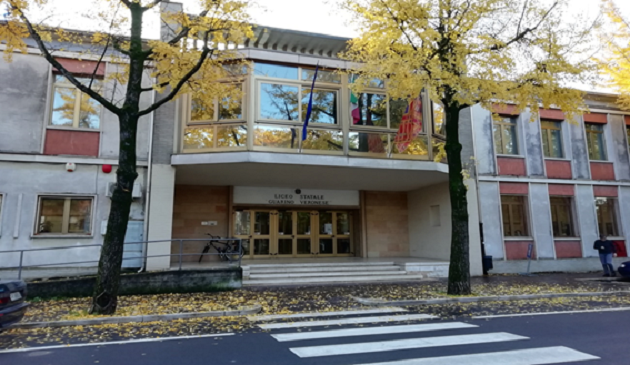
233 209 352 259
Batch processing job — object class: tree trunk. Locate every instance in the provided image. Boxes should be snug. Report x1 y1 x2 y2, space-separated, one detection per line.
90 113 139 314
443 98 471 296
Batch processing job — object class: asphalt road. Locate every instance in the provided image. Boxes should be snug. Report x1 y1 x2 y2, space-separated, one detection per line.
1 310 627 365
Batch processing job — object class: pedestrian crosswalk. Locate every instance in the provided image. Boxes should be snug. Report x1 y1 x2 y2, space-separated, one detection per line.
251 308 600 364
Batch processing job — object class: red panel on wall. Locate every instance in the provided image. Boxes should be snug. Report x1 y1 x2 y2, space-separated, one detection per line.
53 58 106 76
583 113 607 124
625 115 630 126
499 182 529 194
545 160 572 179
593 185 618 197
590 162 615 181
540 109 565 121
554 241 582 258
44 129 99 157
505 241 536 260
548 184 574 196
613 241 627 257
497 157 527 176
492 104 519 115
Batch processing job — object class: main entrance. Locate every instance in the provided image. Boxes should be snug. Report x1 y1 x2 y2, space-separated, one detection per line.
233 209 354 258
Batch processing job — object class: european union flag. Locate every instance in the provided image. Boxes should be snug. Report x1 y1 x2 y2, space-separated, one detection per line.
302 63 320 141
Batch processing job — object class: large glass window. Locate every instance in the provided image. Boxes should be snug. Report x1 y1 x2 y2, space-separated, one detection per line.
585 123 607 161
36 196 93 235
550 197 575 237
254 62 298 79
259 83 300 121
190 84 244 123
501 195 529 237
493 117 518 155
541 121 564 158
595 197 619 236
50 75 102 129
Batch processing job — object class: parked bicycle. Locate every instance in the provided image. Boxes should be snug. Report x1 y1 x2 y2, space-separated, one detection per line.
198 234 244 263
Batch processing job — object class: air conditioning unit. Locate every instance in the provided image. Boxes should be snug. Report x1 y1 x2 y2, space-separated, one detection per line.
106 182 142 199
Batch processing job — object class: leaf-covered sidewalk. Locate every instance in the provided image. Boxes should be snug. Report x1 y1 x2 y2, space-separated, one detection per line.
23 273 627 323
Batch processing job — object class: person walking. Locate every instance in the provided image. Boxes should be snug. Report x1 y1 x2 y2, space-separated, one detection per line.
593 234 617 277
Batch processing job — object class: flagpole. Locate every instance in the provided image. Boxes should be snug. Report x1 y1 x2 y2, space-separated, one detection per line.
301 62 320 154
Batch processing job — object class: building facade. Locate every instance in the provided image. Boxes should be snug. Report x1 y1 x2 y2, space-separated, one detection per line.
1 6 629 278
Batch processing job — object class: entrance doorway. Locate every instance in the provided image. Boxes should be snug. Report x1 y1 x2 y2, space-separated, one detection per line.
233 209 354 258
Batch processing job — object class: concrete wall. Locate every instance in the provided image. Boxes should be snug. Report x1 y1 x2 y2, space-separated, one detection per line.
364 191 409 258
470 105 497 175
407 181 483 276
170 185 230 263
575 185 599 258
569 115 591 180
27 268 241 298
520 110 545 177
478 181 504 259
0 53 152 160
0 54 49 154
145 165 177 270
99 63 152 161
0 161 146 269
528 183 554 259
609 114 630 181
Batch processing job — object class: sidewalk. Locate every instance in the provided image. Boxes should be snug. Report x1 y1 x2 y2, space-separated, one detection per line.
2 272 630 350
21 272 629 324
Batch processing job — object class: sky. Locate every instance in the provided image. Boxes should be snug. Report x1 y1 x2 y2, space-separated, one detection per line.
11 0 628 40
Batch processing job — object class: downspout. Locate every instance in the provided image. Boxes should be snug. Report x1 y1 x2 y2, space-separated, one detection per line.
139 85 157 273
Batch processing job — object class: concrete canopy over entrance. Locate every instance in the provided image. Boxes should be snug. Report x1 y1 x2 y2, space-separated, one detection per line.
171 152 449 191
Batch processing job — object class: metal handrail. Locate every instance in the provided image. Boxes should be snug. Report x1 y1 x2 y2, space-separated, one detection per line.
0 238 243 280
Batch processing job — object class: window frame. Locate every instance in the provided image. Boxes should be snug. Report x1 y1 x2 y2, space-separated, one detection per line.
493 116 519 155
585 123 607 161
549 196 577 238
595 197 621 237
0 193 4 237
49 74 103 131
256 80 341 128
500 195 530 237
187 81 247 125
33 195 96 237
540 120 564 159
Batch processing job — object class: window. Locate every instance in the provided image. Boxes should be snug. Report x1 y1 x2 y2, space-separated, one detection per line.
501 195 529 236
550 197 575 237
185 83 247 150
626 126 630 149
50 75 102 129
493 117 518 155
585 123 607 161
432 102 445 136
595 197 619 236
36 196 93 235
541 121 564 158
254 62 298 79
258 81 339 125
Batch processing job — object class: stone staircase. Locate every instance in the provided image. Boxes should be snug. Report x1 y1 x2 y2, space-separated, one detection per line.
242 261 449 286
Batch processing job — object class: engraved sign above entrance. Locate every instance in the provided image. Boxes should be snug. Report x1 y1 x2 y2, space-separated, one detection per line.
233 187 360 207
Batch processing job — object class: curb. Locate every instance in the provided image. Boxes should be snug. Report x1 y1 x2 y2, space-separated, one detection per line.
13 305 262 329
352 291 630 306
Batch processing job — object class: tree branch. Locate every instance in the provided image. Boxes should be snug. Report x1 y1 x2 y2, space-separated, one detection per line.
138 33 212 117
142 0 163 11
11 4 121 115
490 1 558 51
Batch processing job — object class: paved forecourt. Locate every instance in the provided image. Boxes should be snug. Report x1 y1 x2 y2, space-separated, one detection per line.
253 307 600 365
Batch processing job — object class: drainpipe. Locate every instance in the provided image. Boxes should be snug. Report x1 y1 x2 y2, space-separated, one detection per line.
139 85 157 273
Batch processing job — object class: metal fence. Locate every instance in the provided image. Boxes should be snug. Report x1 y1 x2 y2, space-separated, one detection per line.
0 237 243 280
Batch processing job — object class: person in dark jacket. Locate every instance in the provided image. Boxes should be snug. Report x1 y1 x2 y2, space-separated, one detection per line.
593 234 617 277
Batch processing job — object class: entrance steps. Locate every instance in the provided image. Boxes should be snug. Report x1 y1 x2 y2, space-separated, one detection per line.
242 261 448 286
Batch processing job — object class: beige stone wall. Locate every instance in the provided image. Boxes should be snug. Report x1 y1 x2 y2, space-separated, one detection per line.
171 185 230 262
365 191 409 257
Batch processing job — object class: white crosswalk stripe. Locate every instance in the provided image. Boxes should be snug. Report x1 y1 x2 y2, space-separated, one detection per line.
271 322 477 342
347 346 600 365
289 332 528 358
261 311 599 364
248 307 407 322
258 314 437 330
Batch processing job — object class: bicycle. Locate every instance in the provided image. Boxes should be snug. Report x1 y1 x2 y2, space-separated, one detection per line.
198 234 244 263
